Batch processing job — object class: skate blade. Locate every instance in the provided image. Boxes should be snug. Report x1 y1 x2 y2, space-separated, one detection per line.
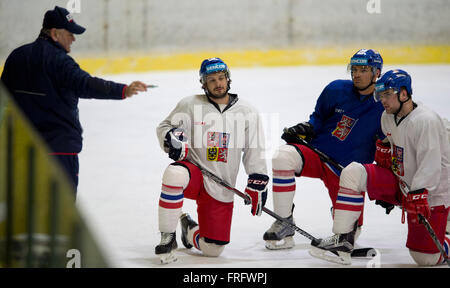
159 252 177 264
265 237 294 250
309 247 351 265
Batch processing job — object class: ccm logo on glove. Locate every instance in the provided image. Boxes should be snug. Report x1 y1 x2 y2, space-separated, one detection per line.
245 174 269 217
248 179 269 186
410 194 428 201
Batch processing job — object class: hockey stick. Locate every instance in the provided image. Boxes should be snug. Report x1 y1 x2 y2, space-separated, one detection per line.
402 182 450 267
285 130 382 258
194 163 321 245
418 214 450 267
283 128 344 171
168 121 312 240
197 163 377 257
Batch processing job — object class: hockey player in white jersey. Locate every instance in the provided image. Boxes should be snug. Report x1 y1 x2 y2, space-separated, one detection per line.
154 58 268 264
310 69 450 265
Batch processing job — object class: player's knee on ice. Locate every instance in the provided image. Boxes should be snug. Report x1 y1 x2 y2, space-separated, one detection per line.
199 238 225 257
339 162 367 192
272 145 303 172
409 250 442 266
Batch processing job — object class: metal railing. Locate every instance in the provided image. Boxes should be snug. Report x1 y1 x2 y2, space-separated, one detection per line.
0 82 108 268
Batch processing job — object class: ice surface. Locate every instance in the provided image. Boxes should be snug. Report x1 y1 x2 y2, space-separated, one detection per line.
76 65 450 268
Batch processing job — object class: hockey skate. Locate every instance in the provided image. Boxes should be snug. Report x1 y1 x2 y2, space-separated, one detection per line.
155 232 178 264
309 230 355 265
263 215 295 250
180 213 198 249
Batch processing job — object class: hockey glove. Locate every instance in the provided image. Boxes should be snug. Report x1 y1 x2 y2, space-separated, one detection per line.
405 188 431 224
164 128 189 161
281 122 315 143
374 139 392 168
245 173 269 216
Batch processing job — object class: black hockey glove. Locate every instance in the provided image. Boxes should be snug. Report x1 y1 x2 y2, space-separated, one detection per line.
164 127 189 161
281 122 315 143
375 200 395 215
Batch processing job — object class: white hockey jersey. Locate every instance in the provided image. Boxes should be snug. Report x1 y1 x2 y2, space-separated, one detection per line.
381 103 450 208
156 93 268 203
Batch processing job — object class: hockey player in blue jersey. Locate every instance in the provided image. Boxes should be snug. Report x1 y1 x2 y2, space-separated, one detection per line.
264 49 385 249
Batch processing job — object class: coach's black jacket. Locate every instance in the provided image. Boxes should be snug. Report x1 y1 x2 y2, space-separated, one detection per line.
1 33 126 153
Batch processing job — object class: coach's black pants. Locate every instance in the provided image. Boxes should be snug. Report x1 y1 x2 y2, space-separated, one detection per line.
54 154 79 198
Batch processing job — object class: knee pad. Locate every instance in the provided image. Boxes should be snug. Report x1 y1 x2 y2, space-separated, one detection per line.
199 238 225 257
272 145 303 173
339 162 367 192
409 250 441 266
159 165 189 233
162 164 190 189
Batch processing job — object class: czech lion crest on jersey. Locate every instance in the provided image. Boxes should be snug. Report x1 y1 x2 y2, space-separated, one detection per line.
206 132 229 162
332 115 358 141
391 145 405 176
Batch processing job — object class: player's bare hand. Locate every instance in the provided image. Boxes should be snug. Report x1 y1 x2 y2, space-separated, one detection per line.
124 81 148 98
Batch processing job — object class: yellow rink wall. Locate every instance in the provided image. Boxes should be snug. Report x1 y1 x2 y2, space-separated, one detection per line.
1 45 449 76
75 45 450 75
0 83 108 268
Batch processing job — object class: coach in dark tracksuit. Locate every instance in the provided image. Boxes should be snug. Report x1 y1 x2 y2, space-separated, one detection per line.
1 6 148 196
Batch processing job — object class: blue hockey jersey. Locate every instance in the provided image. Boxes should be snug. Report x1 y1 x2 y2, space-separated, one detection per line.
308 80 385 175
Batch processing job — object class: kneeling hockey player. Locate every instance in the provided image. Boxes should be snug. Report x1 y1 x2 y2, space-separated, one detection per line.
155 58 268 263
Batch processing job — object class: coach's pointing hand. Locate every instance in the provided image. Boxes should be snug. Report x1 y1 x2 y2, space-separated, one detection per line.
125 81 148 97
